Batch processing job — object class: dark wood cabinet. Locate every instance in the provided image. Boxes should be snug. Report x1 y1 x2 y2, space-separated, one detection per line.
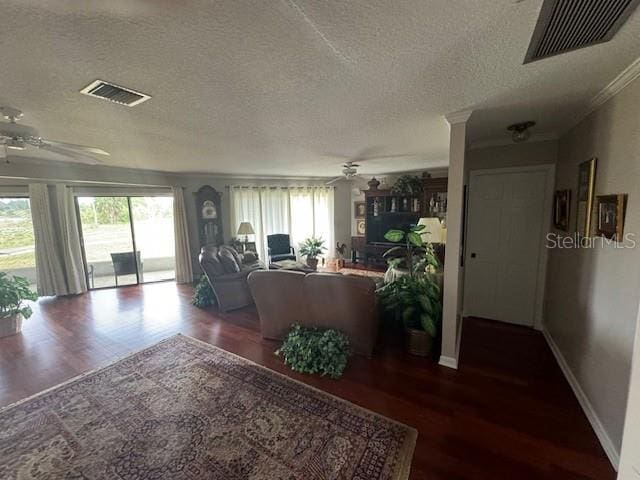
421 175 448 220
195 186 223 247
353 174 448 265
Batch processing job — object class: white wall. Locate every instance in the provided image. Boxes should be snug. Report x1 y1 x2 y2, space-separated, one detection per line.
466 139 558 171
618 306 640 479
544 76 640 465
0 157 352 275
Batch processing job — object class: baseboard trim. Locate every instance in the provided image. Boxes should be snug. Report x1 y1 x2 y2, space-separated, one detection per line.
438 355 458 369
541 326 620 470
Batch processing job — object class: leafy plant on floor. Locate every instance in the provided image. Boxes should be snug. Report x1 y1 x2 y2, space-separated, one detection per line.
276 325 350 379
0 272 38 319
377 225 442 337
192 276 216 308
377 274 441 337
382 224 439 278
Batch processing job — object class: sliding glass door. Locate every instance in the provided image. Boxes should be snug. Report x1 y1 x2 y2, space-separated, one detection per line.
76 196 175 289
130 197 175 283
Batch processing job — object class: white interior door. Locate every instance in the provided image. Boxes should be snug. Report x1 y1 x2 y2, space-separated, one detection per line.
463 167 552 327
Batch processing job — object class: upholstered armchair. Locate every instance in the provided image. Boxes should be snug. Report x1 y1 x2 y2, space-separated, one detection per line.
267 234 296 262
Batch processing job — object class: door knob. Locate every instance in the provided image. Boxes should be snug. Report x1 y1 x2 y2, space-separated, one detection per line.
471 253 476 258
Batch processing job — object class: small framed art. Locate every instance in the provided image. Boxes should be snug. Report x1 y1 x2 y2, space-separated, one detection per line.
553 189 571 231
595 194 627 240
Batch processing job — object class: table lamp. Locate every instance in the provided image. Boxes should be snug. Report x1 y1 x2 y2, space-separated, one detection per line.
417 217 444 244
237 222 255 251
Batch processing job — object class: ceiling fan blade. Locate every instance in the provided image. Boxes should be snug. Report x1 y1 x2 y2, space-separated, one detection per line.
326 176 344 185
40 139 110 156
37 143 102 165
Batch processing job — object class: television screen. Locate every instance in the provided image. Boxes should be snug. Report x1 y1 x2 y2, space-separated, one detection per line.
366 213 418 245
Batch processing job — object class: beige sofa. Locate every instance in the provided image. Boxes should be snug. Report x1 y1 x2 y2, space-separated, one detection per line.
247 270 379 356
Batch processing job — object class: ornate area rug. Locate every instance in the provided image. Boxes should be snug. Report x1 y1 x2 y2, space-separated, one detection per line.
0 334 416 479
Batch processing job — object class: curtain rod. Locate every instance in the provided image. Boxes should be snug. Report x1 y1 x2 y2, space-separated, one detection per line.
224 185 334 189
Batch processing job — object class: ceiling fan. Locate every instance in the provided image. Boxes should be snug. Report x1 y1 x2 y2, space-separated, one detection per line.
0 106 110 164
326 160 364 185
325 151 424 185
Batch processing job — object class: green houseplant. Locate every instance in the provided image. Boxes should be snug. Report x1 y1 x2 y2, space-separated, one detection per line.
377 225 441 356
192 275 216 308
276 325 350 378
0 273 38 337
299 237 326 270
391 175 423 196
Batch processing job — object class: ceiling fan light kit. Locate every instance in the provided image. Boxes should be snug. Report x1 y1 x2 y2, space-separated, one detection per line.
507 120 536 143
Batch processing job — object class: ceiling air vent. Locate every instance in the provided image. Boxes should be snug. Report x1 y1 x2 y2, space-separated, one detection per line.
80 80 151 107
524 0 640 63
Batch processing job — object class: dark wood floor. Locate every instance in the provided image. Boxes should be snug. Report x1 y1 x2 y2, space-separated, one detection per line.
0 282 614 479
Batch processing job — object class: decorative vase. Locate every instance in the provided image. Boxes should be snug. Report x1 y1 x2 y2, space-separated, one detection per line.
306 257 319 270
0 313 24 338
367 177 380 190
404 327 433 356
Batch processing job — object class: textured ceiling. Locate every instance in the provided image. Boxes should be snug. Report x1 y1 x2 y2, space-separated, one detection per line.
1 0 639 177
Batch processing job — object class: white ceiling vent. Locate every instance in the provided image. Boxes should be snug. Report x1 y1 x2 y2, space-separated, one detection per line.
524 0 640 63
80 80 151 107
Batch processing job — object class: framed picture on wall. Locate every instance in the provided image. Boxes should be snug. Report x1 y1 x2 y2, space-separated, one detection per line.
595 194 627 240
356 219 366 235
576 158 596 237
354 201 366 219
553 189 571 231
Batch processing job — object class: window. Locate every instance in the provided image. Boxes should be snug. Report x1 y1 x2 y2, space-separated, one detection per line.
0 197 36 287
230 186 334 262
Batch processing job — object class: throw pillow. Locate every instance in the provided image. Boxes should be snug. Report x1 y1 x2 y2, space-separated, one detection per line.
221 245 243 267
242 251 257 264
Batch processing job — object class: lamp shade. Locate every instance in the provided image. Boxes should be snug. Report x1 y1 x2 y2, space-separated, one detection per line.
237 222 255 235
417 217 444 244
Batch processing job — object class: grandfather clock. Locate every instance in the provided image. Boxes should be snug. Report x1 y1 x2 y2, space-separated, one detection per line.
195 186 223 246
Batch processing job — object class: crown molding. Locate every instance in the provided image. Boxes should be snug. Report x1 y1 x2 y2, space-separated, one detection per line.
570 55 640 130
445 110 473 125
468 132 558 151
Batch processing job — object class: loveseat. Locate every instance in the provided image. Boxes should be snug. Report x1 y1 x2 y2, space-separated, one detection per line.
247 270 379 356
199 245 264 312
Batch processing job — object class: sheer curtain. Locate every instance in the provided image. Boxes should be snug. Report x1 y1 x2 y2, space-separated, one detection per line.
261 188 290 240
172 187 194 284
231 185 334 264
55 185 87 293
313 187 335 259
289 188 314 254
230 187 265 261
29 184 68 296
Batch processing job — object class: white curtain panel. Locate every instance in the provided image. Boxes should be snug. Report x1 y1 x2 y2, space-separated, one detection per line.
260 188 290 239
28 184 68 296
289 188 314 256
231 185 335 264
313 187 335 259
172 186 194 284
55 185 87 294
230 187 266 261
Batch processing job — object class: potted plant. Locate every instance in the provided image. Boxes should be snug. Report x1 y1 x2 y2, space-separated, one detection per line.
391 175 423 196
377 225 441 356
299 237 326 270
0 273 38 338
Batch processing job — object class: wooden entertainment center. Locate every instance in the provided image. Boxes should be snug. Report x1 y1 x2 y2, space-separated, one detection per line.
351 173 448 266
